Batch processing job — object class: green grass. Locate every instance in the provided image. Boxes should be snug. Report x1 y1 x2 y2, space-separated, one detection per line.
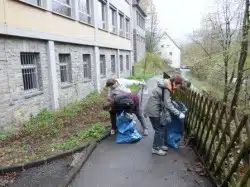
50 123 108 150
1 91 108 142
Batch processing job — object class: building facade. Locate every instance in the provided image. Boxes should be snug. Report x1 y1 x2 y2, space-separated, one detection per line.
159 33 181 69
0 0 134 130
132 0 146 64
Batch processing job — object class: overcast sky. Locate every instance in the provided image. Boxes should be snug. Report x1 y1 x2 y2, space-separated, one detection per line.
153 0 216 44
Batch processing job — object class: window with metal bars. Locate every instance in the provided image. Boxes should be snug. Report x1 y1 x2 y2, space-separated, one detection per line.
52 0 71 17
111 55 116 74
20 53 40 92
79 0 92 24
100 55 106 77
83 54 91 79
126 55 130 70
59 54 71 83
119 55 123 72
24 0 41 6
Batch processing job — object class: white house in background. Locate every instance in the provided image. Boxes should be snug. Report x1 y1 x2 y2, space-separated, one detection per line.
158 33 181 69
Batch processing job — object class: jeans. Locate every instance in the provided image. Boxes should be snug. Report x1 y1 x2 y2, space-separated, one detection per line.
149 117 166 150
110 106 147 130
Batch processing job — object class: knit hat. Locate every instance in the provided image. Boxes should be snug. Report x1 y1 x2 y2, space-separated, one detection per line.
106 78 117 87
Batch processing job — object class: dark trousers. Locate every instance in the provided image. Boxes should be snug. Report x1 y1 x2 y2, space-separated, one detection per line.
149 117 166 150
110 106 147 130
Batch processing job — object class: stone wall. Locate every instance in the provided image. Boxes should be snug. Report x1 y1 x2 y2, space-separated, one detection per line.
0 37 132 131
54 43 96 106
0 37 51 131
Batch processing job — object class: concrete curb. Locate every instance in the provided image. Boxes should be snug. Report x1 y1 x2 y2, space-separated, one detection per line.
57 142 97 187
0 131 110 173
57 131 110 187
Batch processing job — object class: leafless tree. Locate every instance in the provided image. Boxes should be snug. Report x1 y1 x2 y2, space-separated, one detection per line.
188 0 244 103
230 0 250 111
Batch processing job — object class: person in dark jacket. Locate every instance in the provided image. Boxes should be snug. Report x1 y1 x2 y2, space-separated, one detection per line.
105 78 148 136
103 92 148 136
144 76 185 156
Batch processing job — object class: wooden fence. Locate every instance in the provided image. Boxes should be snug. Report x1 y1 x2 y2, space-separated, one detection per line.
175 88 250 187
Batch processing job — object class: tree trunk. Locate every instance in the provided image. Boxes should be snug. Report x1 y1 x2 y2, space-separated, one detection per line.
230 0 250 111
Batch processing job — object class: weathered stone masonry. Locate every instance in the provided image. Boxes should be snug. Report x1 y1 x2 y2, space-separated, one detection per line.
0 37 131 131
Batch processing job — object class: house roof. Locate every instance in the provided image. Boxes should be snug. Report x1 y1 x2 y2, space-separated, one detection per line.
132 0 147 17
164 32 181 49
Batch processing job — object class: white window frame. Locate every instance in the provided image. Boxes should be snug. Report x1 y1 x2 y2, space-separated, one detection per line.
79 0 92 24
20 53 40 93
52 0 72 17
24 0 42 6
125 18 130 39
98 0 107 30
119 12 124 37
110 5 117 33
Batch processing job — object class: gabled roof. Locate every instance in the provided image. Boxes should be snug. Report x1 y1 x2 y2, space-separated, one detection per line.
132 0 147 17
164 32 181 49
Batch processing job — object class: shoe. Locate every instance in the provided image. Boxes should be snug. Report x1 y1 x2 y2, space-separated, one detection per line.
110 129 116 135
143 129 149 136
152 148 167 156
161 146 168 151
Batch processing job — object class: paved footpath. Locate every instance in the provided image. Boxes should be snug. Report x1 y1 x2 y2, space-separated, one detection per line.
69 76 215 187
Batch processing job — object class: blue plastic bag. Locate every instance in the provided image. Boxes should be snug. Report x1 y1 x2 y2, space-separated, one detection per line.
165 101 188 149
116 112 142 144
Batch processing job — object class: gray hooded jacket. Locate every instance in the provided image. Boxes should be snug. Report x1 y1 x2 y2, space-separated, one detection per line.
144 79 181 118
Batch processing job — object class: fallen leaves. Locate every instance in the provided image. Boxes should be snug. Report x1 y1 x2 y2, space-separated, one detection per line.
0 172 16 187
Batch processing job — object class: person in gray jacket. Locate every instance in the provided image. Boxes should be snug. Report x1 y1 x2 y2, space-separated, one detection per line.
144 77 185 156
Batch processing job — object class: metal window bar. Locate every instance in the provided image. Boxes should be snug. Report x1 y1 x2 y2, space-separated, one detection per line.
83 54 91 79
52 0 71 17
111 55 116 73
20 53 39 92
120 55 123 72
100 55 106 77
126 55 129 70
59 54 70 83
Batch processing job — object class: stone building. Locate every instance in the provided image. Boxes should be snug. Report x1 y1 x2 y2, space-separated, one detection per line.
0 0 137 130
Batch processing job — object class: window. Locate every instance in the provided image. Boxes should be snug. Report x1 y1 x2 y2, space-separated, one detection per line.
98 0 107 30
83 54 91 79
126 55 129 70
119 13 124 36
52 0 71 17
110 6 117 33
111 55 116 73
125 18 130 39
100 55 106 77
137 11 145 29
20 53 40 92
119 55 123 72
169 52 173 56
24 0 41 6
59 54 71 83
79 0 92 24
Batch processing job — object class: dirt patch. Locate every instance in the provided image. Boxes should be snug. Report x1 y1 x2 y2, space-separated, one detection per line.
0 91 110 169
